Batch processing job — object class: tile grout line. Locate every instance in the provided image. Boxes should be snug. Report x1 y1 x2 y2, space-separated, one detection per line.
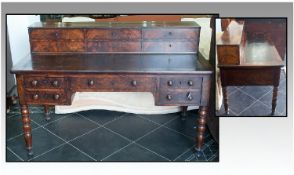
134 142 171 161
100 142 134 161
173 145 195 161
75 112 128 127
6 147 24 161
28 143 67 161
35 125 98 161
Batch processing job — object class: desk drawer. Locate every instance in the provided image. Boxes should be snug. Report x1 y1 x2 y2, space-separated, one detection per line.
87 41 141 52
30 29 84 40
142 28 199 40
25 90 67 105
86 29 141 40
31 40 59 52
160 76 202 89
142 41 197 52
24 76 65 89
73 76 155 91
158 90 201 105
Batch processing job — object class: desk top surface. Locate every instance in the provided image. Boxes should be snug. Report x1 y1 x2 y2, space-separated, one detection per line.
29 21 201 29
11 54 212 74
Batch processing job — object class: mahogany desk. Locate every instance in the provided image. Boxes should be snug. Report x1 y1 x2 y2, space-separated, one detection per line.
11 21 213 156
217 20 284 115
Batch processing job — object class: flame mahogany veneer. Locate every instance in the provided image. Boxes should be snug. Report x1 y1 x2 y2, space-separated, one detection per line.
11 21 213 156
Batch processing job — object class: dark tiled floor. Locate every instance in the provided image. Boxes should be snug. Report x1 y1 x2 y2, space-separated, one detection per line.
217 70 287 116
6 108 218 162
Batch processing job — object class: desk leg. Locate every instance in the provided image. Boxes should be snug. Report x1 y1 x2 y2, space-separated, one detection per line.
195 106 208 156
21 105 33 156
44 105 51 121
272 86 278 115
180 106 188 120
222 86 229 115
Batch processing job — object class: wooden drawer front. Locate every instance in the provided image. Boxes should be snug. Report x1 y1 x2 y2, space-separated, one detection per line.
31 40 58 52
160 77 202 90
73 76 155 92
25 90 67 104
220 68 280 86
142 28 199 39
87 41 141 52
142 41 197 52
158 90 201 105
86 29 141 40
59 29 84 39
30 29 84 40
59 40 85 52
24 77 65 89
217 45 240 65
30 29 58 39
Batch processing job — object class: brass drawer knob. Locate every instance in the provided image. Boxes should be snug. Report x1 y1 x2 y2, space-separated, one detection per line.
131 80 137 86
54 94 60 100
53 80 59 87
187 92 193 101
33 94 39 100
166 94 172 100
88 80 94 86
31 80 38 86
188 80 193 86
167 80 173 86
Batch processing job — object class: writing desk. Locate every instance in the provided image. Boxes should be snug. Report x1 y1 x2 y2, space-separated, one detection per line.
11 21 213 156
217 20 284 115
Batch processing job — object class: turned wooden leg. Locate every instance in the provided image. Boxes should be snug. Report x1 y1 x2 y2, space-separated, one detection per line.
44 105 51 121
222 86 229 115
195 106 208 155
21 105 33 156
180 106 188 120
272 86 278 115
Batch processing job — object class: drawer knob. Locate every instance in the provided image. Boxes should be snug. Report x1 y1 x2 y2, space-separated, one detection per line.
188 80 193 86
167 80 173 86
187 92 193 101
54 94 60 100
88 80 94 86
53 80 59 87
166 94 172 100
169 44 172 47
169 31 172 35
33 94 39 100
131 80 137 86
31 80 38 86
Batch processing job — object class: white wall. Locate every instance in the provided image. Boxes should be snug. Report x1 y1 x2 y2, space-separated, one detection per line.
7 15 40 65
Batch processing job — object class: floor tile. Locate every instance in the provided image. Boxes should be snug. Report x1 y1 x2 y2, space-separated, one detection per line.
30 112 69 126
103 143 167 161
164 114 197 138
259 91 286 115
6 148 22 161
78 110 125 125
31 144 93 161
7 114 39 140
239 101 272 116
45 114 99 141
70 127 130 161
137 127 194 160
7 127 65 161
227 89 256 115
105 114 159 140
216 105 238 116
240 86 272 99
227 86 238 95
139 113 180 125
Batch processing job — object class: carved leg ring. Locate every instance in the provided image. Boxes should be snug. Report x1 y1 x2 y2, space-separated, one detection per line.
21 105 33 155
44 105 51 121
195 106 208 156
272 86 278 115
222 86 229 115
180 106 188 120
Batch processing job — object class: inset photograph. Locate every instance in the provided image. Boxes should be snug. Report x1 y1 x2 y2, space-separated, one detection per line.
215 18 287 116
